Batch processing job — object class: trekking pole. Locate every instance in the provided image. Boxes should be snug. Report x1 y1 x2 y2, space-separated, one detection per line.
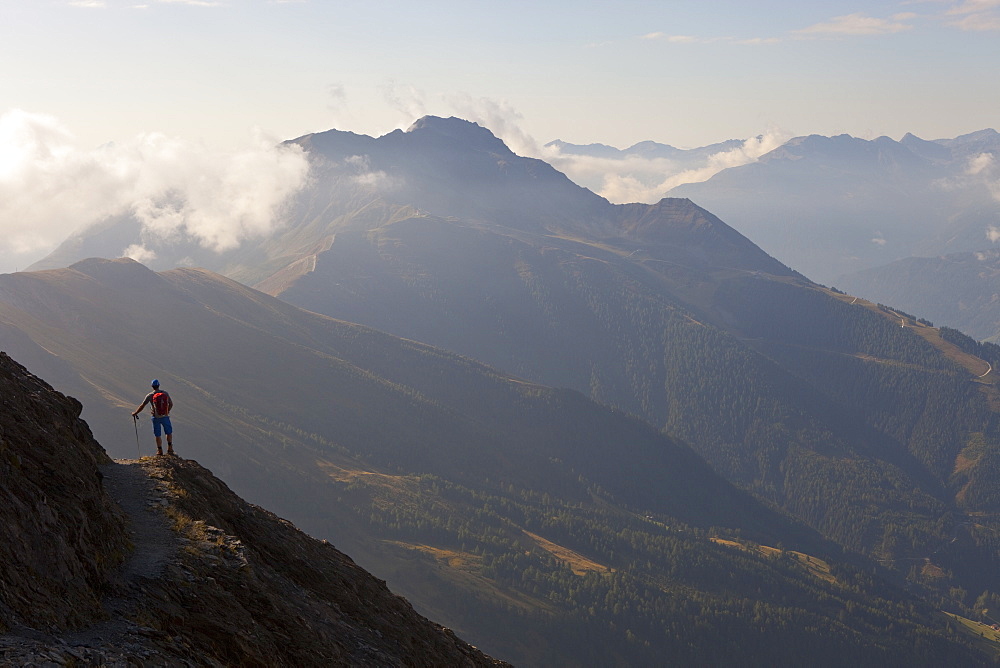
133 414 141 459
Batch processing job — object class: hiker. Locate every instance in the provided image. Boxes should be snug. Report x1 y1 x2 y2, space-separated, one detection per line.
132 379 175 456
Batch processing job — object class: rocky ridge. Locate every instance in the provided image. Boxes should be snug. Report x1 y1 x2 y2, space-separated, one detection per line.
0 352 506 666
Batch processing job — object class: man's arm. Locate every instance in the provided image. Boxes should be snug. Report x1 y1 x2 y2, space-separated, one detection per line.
132 394 150 417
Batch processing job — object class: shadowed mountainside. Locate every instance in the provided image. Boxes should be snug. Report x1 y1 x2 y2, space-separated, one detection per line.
252 126 1000 609
0 260 991 665
0 351 505 666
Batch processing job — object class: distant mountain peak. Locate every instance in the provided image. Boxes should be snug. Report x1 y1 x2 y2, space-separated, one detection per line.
935 128 1000 154
403 115 512 154
948 128 998 142
68 256 166 289
758 132 926 168
544 139 622 158
405 115 483 135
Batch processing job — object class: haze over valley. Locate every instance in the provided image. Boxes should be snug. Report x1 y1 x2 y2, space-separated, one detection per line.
3 114 1000 663
3 1 1000 665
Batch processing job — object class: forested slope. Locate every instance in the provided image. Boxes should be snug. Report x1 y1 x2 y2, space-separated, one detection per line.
0 259 989 665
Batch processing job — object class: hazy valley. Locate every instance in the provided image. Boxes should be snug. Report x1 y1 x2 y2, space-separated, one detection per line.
5 117 1000 664
560 125 1000 361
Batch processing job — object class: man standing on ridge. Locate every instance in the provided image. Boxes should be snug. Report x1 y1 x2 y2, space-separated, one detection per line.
132 379 175 456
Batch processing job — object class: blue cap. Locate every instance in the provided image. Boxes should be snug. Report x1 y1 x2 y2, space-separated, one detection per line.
151 379 160 388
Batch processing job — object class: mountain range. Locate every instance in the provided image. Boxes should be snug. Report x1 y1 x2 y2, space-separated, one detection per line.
663 129 1000 285
9 116 1000 662
542 136 749 196
546 137 746 162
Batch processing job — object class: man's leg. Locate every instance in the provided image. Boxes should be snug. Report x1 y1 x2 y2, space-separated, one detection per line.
163 417 174 455
153 419 164 455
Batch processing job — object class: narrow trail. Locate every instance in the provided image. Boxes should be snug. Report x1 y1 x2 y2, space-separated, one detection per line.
61 458 180 645
101 459 178 584
0 458 184 664
0 459 181 666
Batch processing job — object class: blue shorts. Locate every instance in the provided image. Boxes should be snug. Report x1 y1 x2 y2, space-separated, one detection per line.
152 416 173 437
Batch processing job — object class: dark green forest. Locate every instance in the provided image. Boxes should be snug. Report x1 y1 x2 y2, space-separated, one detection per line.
327 461 986 666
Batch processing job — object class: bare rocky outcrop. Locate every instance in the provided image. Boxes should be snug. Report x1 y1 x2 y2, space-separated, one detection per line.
0 351 508 666
0 352 129 633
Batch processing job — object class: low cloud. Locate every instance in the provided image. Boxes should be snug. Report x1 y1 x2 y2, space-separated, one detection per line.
380 81 427 128
962 152 1000 202
934 152 1000 201
447 94 540 156
967 152 996 176
122 243 157 263
342 154 397 190
657 132 789 190
981 147 1000 244
542 130 791 204
0 109 310 271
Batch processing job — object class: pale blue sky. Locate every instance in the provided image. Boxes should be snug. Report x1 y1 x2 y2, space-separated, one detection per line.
2 0 998 150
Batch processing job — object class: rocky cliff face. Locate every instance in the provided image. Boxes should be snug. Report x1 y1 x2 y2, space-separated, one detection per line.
0 352 129 634
0 351 506 666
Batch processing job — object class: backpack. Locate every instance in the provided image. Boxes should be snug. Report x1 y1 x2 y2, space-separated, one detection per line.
151 391 171 417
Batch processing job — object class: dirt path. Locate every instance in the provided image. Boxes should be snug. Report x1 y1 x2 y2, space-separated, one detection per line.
62 459 180 644
102 458 178 583
0 458 184 665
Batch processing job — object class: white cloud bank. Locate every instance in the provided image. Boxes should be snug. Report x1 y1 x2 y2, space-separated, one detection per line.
540 131 790 204
0 109 310 272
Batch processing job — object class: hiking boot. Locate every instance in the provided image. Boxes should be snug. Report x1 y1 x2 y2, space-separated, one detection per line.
167 448 176 456
156 448 164 456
